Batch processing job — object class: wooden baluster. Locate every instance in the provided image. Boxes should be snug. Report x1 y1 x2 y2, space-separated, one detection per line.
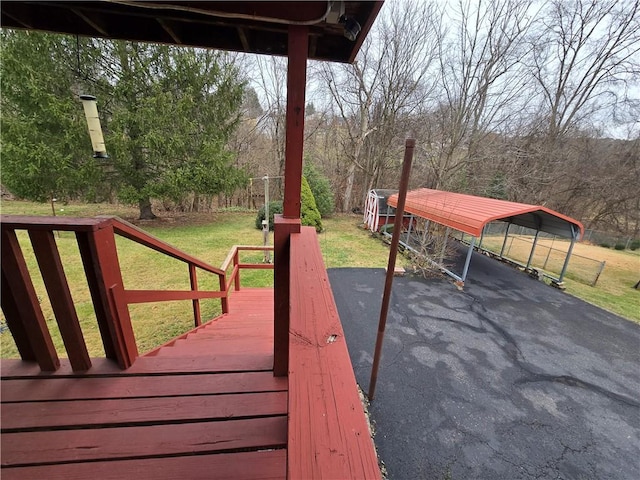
0 227 59 371
1 269 36 362
29 229 92 371
75 223 138 369
189 264 201 327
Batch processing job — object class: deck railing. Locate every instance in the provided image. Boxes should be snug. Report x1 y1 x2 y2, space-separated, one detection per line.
221 245 274 293
287 226 381 479
0 215 272 373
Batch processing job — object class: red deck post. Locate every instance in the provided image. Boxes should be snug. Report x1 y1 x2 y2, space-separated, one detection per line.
76 222 138 369
273 216 300 377
273 25 308 377
189 264 202 327
219 274 229 314
282 25 308 219
233 249 241 291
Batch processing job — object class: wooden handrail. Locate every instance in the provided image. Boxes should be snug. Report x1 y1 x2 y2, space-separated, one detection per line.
0 216 225 371
109 217 225 276
221 245 274 271
221 245 274 292
0 215 106 231
0 215 225 277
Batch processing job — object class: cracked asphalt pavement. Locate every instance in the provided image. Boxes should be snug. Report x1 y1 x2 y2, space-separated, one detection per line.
328 251 640 480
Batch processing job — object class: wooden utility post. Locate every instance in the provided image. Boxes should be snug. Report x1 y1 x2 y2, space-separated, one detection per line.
262 175 271 262
369 139 415 400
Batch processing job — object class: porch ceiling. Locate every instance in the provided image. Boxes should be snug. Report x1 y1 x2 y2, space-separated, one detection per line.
0 1 383 63
388 188 584 239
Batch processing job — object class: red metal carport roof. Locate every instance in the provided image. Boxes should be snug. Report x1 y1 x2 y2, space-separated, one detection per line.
387 188 584 239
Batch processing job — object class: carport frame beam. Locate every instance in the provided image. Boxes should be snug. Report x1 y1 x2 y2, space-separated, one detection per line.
500 221 511 258
461 236 476 283
558 225 578 282
439 227 450 264
406 214 414 245
526 229 541 270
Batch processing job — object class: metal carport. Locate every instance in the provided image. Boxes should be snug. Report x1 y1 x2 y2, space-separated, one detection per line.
387 188 584 286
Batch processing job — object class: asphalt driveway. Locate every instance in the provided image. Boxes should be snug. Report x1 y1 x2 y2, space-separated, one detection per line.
328 251 640 479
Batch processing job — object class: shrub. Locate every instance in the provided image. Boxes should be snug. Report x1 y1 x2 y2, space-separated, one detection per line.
301 176 322 232
630 240 640 251
255 200 283 231
303 161 335 218
599 242 610 249
380 223 394 234
614 243 626 250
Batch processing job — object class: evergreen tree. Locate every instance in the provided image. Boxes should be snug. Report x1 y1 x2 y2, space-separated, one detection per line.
104 42 247 219
301 176 322 232
303 160 335 217
1 31 247 218
0 30 103 202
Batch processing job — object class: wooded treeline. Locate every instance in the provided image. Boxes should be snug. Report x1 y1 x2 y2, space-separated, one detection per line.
1 0 638 235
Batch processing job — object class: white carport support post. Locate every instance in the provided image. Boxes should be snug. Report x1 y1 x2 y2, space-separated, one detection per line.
439 227 450 264
406 215 414 245
558 225 578 282
461 236 476 283
526 230 541 269
500 221 511 258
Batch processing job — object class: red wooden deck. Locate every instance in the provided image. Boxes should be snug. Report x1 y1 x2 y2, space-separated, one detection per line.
1 288 287 480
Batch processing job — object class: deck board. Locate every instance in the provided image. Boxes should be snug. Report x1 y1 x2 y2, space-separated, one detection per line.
2 417 287 466
1 372 286 402
2 391 287 431
1 288 286 479
1 450 286 480
0 354 273 377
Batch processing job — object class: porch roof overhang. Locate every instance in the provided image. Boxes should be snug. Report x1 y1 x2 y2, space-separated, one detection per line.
0 1 383 63
388 188 584 240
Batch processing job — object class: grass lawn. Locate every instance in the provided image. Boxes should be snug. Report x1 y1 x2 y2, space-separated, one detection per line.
0 200 391 357
1 200 637 360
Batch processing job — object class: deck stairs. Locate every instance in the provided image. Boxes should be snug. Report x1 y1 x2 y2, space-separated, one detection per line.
145 288 274 359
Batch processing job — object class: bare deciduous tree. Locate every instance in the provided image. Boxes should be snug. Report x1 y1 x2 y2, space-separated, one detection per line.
420 0 534 192
319 0 439 212
529 0 640 139
254 56 288 179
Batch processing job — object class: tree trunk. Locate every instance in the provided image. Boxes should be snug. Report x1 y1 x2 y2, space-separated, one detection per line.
138 198 157 220
343 162 356 212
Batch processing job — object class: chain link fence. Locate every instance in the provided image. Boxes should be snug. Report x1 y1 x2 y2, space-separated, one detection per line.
381 219 609 287
472 222 606 286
